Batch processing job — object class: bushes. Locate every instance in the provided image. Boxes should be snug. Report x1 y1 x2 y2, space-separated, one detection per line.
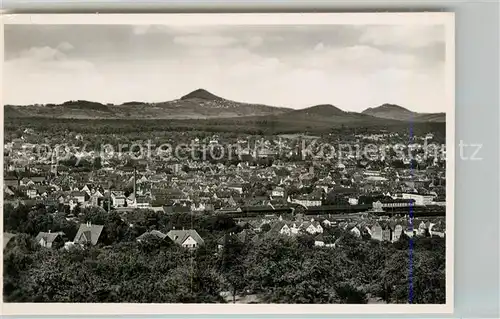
3 205 446 303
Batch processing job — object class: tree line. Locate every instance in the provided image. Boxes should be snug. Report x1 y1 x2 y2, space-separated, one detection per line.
3 204 445 304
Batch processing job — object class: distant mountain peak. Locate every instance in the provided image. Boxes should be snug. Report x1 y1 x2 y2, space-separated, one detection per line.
362 103 414 115
359 103 442 122
180 89 224 101
299 104 345 115
377 103 411 111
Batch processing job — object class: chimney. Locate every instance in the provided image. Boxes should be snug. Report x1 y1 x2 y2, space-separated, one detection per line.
133 167 137 199
48 230 51 233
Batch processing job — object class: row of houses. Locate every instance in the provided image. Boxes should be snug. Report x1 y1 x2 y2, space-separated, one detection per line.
243 216 445 246
3 224 205 251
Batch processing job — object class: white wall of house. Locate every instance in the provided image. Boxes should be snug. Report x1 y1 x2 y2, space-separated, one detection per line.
75 196 85 203
350 227 361 238
280 225 291 236
182 236 198 248
305 224 323 234
348 198 359 205
392 225 403 242
114 198 125 207
27 189 37 198
39 238 47 248
402 193 434 206
272 189 284 197
293 199 322 207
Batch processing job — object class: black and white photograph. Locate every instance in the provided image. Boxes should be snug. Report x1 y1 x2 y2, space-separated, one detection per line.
1 13 454 314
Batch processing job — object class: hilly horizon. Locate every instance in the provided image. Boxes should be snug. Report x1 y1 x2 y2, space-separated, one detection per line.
4 88 292 120
362 103 445 123
4 88 445 124
180 88 224 101
290 104 346 117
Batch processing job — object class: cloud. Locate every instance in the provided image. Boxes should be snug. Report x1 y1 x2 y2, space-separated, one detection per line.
358 25 445 49
290 44 419 76
247 36 264 48
314 42 325 51
57 42 74 51
17 46 66 61
133 25 151 35
173 35 238 47
4 24 448 112
4 45 100 104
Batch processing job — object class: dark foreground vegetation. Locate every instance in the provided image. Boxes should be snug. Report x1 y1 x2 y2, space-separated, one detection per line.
5 116 446 137
4 204 445 304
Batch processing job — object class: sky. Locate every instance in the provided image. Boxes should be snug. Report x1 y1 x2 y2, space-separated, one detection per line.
3 24 448 112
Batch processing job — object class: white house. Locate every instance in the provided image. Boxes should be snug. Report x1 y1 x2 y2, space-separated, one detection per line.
279 224 292 236
302 220 323 235
167 229 205 249
392 225 404 242
402 193 434 206
292 198 322 207
348 198 359 205
350 226 361 238
271 187 285 197
314 234 325 247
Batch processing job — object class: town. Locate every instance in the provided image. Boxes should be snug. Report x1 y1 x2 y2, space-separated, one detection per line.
3 123 447 304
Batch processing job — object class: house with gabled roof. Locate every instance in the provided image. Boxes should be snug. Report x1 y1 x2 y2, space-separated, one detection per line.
166 229 204 249
89 190 104 207
4 186 15 196
237 229 256 242
391 224 404 242
300 219 323 235
314 233 325 247
4 177 19 189
35 231 66 249
136 196 151 209
137 230 167 242
350 226 362 238
111 191 126 207
270 222 292 236
81 184 92 195
370 222 383 241
20 177 34 187
3 232 16 250
380 222 392 241
73 222 104 246
25 186 37 199
70 191 89 204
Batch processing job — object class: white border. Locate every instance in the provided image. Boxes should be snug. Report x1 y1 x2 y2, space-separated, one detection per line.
0 12 455 316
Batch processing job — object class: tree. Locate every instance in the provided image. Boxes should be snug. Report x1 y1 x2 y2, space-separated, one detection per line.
81 207 107 225
218 236 246 303
94 156 102 169
260 223 271 232
3 204 30 233
100 211 129 245
334 282 367 304
297 234 315 249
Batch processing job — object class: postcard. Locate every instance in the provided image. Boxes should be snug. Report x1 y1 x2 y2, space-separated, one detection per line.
1 12 454 315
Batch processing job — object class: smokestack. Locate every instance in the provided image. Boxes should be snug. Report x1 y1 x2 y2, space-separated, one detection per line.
133 167 137 199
